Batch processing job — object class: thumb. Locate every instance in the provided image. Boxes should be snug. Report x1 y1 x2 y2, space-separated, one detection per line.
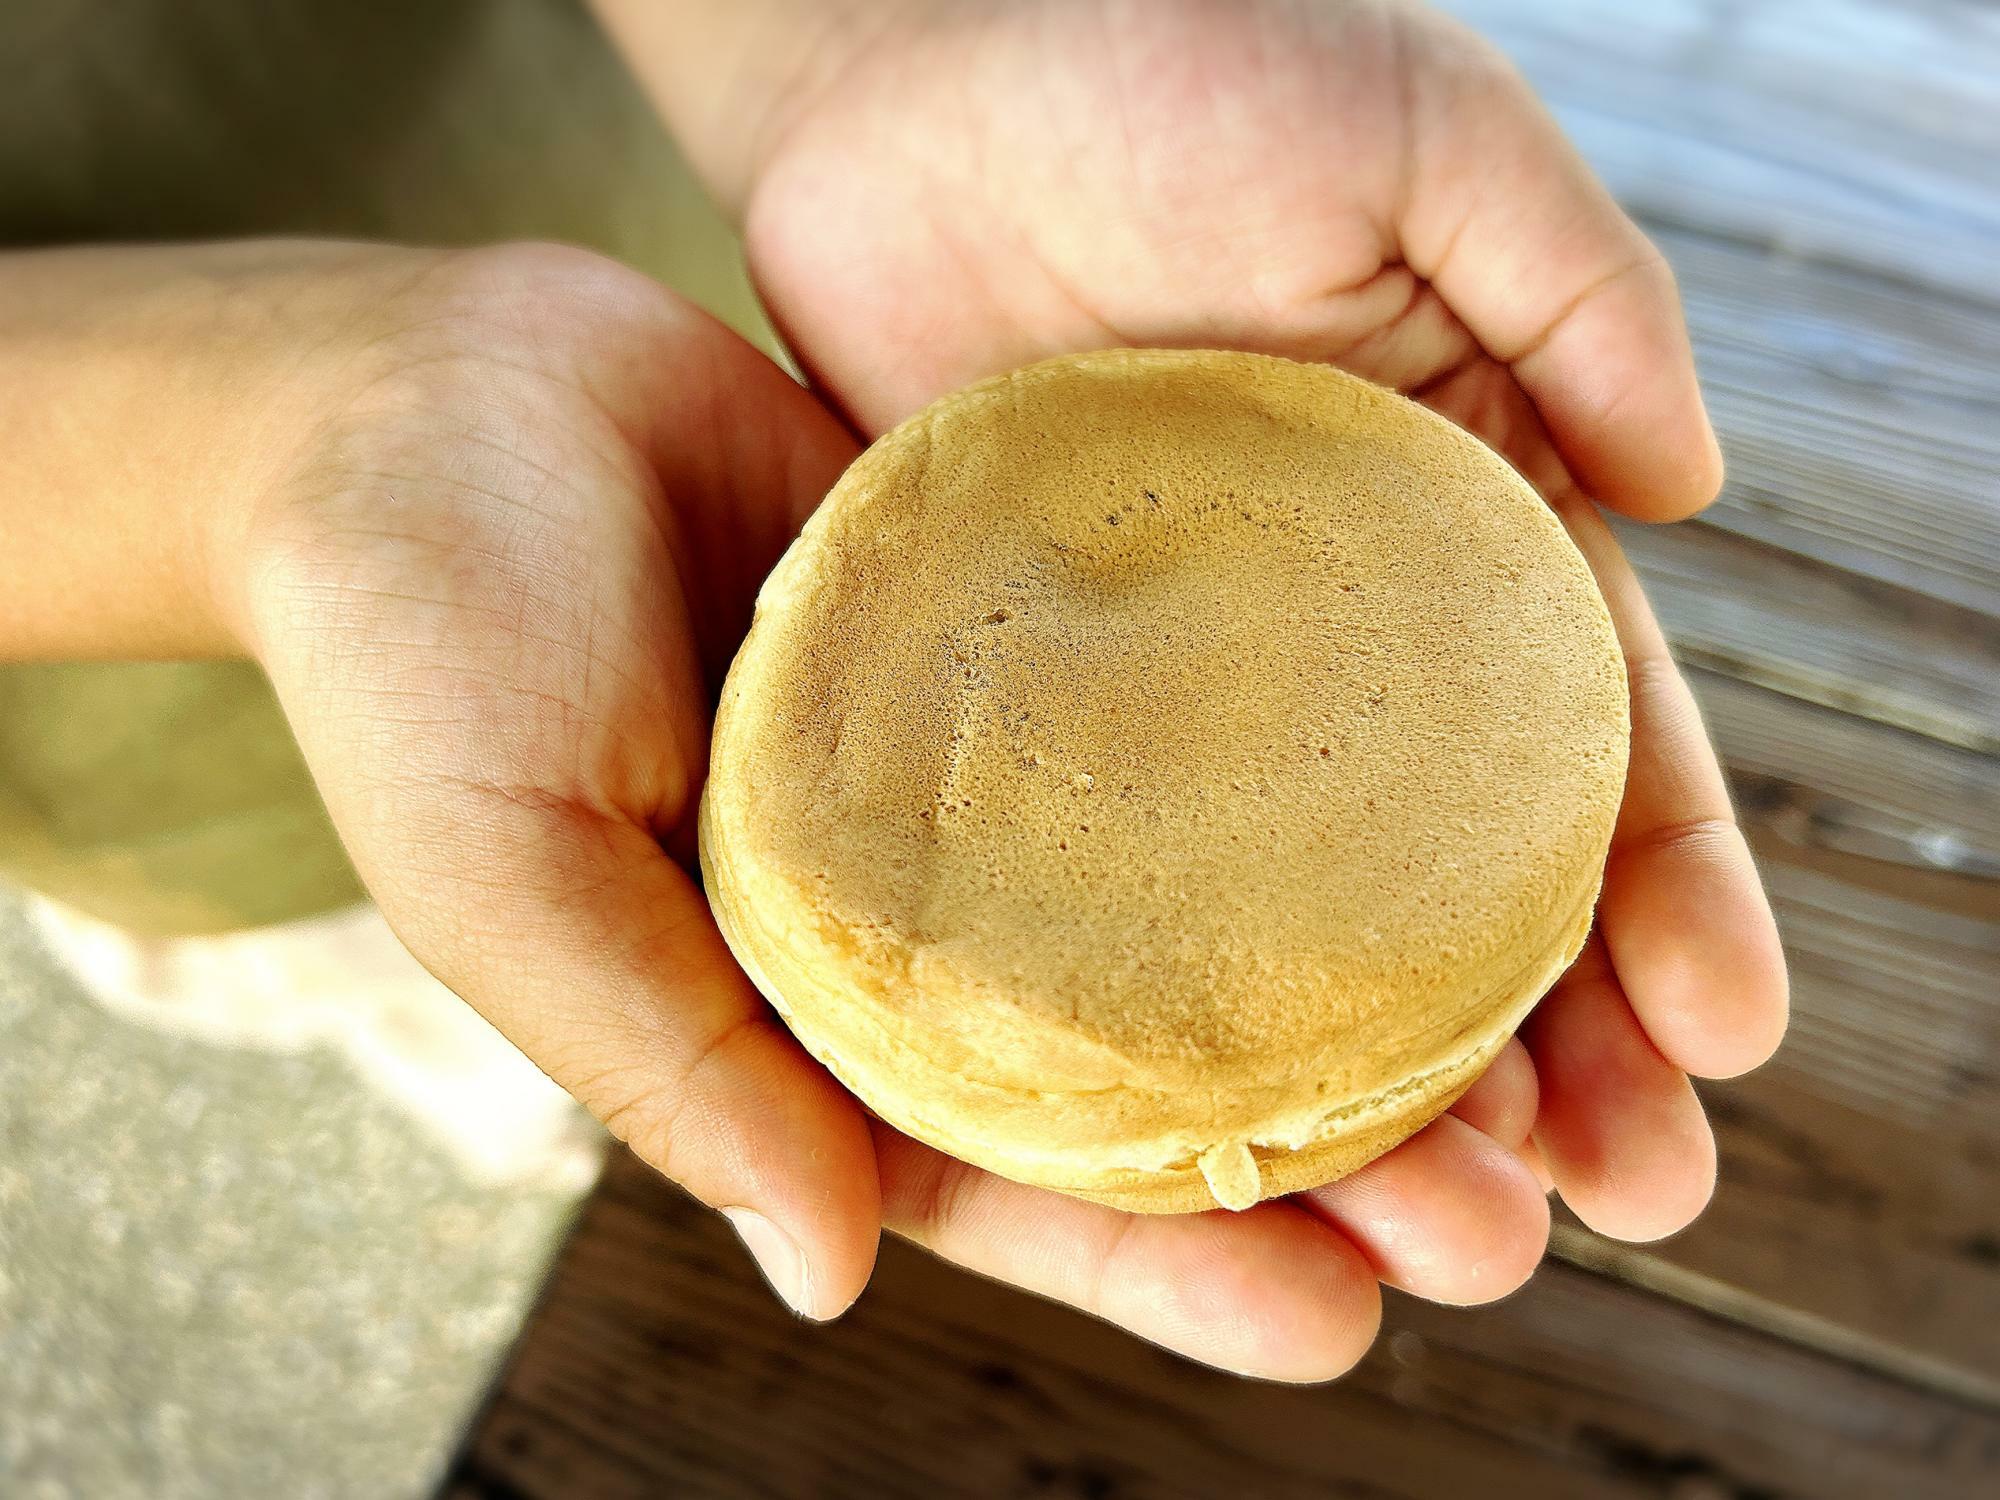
1398 17 1723 520
354 782 882 1320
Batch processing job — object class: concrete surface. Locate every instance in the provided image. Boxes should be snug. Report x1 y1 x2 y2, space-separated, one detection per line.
0 889 598 1500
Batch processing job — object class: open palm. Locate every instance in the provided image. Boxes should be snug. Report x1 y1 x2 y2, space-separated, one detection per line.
697 0 1790 1374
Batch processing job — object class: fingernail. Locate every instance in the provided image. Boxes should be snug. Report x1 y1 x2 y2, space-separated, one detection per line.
723 1208 813 1318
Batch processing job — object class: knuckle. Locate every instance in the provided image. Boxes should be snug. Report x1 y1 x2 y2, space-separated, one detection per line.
423 241 691 355
576 1060 684 1174
907 1151 981 1237
1618 814 1743 866
594 1013 765 1189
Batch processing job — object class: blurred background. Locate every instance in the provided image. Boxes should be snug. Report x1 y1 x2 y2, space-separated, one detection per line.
1 1 1995 1497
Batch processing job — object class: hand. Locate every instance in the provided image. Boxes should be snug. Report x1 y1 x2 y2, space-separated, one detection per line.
632 0 1791 1376
208 243 889 1320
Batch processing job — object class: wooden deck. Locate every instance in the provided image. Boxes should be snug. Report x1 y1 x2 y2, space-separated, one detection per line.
444 2 2000 1494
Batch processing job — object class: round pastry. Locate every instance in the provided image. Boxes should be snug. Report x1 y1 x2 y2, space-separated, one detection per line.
700 349 1627 1213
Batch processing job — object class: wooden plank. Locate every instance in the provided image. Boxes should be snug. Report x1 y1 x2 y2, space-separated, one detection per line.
1661 225 2000 617
1765 850 1997 1141
1690 666 2000 877
1619 519 2000 752
1430 0 2000 615
445 1152 2000 1500
1438 0 2000 305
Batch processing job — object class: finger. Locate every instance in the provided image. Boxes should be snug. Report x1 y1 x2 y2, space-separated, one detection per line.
1447 1036 1539 1150
1407 353 1588 511
314 777 884 1321
1555 500 1790 1078
1299 1115 1550 1305
1523 939 1716 1242
875 1125 1381 1383
1400 19 1722 520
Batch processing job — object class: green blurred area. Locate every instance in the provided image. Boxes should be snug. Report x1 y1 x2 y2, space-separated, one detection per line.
0 664 362 933
0 0 770 935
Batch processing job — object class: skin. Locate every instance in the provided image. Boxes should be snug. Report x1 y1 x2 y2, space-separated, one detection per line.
0 0 1789 1387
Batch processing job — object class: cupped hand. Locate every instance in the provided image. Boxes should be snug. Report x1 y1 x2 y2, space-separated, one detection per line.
702 0 1788 1374
225 243 886 1320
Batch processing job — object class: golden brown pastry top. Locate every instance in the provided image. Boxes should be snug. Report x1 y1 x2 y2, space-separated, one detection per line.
709 350 1626 1109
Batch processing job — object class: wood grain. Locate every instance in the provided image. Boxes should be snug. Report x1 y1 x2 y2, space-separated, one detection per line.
445 1152 2000 1500
1437 0 2000 614
1660 225 2000 617
1620 519 2000 753
1439 0 2000 306
1466 2 2000 1391
1565 562 2000 1386
1690 666 2000 877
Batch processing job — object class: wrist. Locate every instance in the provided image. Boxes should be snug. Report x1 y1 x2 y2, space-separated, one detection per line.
0 240 446 661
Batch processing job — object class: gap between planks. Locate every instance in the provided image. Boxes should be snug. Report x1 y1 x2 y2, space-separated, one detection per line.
1549 1223 2000 1411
